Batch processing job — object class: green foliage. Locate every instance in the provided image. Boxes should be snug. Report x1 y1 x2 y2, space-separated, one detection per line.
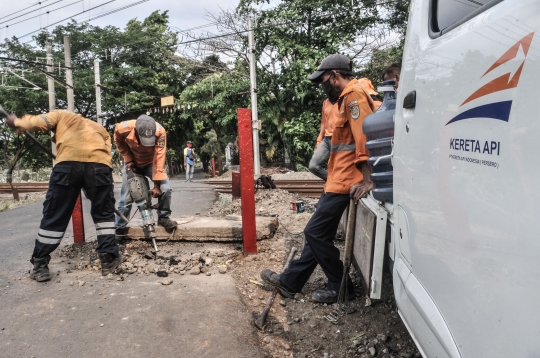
1 11 190 171
200 130 218 158
236 0 387 165
177 65 250 173
358 43 404 88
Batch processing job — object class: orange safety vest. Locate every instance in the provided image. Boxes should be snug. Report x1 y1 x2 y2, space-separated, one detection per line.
325 79 376 194
316 99 340 145
114 120 168 181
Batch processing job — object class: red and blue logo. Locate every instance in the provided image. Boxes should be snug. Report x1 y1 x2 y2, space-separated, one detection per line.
446 32 534 126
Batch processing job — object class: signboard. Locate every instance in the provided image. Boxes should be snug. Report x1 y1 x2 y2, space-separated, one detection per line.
161 96 174 107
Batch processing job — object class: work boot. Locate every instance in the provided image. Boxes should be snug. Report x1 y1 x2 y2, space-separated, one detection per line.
99 253 122 276
311 286 356 304
30 257 51 282
158 217 178 230
260 269 296 299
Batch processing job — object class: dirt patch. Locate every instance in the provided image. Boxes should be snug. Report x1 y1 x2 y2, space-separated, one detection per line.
56 188 420 358
0 192 46 212
208 190 420 358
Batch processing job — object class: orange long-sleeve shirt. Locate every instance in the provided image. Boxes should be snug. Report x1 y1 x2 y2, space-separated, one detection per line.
316 99 339 145
325 79 376 194
13 110 112 168
114 120 168 181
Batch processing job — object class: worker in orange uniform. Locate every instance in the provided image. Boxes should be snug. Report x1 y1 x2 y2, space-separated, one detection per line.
358 77 382 110
309 99 338 181
5 110 121 282
382 63 400 89
114 115 177 230
261 54 376 303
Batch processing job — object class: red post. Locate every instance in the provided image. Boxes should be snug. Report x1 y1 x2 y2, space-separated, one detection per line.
72 192 85 244
237 108 257 254
211 158 216 178
232 171 241 199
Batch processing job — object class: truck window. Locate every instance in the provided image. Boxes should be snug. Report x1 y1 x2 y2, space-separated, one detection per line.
431 0 502 35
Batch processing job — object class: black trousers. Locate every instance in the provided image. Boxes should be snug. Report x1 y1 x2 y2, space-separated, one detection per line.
31 161 119 262
280 192 351 292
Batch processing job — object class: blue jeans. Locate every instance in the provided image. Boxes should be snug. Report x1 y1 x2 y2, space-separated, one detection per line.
309 136 331 181
115 164 173 228
185 163 194 181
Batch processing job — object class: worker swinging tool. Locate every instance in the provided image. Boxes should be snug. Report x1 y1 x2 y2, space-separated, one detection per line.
125 167 160 252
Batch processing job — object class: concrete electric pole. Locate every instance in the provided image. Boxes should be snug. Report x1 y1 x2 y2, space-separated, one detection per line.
63 36 74 112
94 59 102 125
248 18 260 176
45 41 56 157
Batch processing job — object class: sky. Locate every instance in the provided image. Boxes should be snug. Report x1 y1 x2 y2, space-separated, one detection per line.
0 0 250 44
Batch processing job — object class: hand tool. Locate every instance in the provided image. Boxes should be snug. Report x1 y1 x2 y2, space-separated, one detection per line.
126 167 159 252
324 198 357 322
255 246 298 330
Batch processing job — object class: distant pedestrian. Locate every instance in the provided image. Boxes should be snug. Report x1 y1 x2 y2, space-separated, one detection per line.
114 115 177 230
184 141 195 182
5 110 121 282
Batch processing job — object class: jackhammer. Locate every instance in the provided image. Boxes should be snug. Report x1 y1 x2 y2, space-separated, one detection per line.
126 168 159 252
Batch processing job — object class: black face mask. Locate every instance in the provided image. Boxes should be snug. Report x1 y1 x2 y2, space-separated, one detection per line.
321 77 340 104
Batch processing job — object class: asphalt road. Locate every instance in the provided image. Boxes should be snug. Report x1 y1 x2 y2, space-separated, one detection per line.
0 169 264 358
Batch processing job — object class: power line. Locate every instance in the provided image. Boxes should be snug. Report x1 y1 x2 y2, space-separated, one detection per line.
0 0 55 21
15 0 118 40
0 0 66 25
0 0 83 30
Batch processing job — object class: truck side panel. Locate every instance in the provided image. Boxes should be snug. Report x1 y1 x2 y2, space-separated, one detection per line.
394 0 540 357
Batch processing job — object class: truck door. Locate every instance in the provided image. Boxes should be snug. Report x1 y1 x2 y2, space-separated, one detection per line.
394 0 540 357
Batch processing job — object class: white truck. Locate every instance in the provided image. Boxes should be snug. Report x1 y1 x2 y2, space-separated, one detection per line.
353 0 540 357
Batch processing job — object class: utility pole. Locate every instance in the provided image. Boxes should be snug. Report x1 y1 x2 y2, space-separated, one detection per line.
64 36 84 244
63 36 74 111
94 59 102 125
248 18 260 176
46 41 56 157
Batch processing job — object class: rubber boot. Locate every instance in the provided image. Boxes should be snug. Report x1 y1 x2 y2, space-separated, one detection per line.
99 253 121 276
30 257 51 282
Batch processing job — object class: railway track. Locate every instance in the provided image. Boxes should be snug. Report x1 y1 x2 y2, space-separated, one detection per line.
0 182 49 194
204 179 325 198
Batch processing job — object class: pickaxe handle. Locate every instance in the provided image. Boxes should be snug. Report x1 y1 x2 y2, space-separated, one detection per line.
255 246 298 330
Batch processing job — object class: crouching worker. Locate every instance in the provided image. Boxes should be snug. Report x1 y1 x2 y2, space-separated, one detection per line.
5 110 121 282
114 115 177 230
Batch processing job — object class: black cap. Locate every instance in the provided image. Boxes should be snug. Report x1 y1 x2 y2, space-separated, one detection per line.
135 114 156 147
308 54 354 83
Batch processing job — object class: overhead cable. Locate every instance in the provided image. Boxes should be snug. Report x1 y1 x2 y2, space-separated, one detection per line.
16 0 117 40
0 0 55 21
0 0 82 30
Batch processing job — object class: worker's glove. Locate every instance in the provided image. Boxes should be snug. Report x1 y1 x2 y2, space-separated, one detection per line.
150 186 162 198
350 181 374 204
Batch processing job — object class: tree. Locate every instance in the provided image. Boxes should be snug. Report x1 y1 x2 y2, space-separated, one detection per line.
177 66 250 174
1 11 194 174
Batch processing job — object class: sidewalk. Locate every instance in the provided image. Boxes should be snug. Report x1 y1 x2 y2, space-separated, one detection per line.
0 169 264 358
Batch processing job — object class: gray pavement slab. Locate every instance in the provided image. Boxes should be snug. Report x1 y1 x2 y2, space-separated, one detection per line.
0 169 264 357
